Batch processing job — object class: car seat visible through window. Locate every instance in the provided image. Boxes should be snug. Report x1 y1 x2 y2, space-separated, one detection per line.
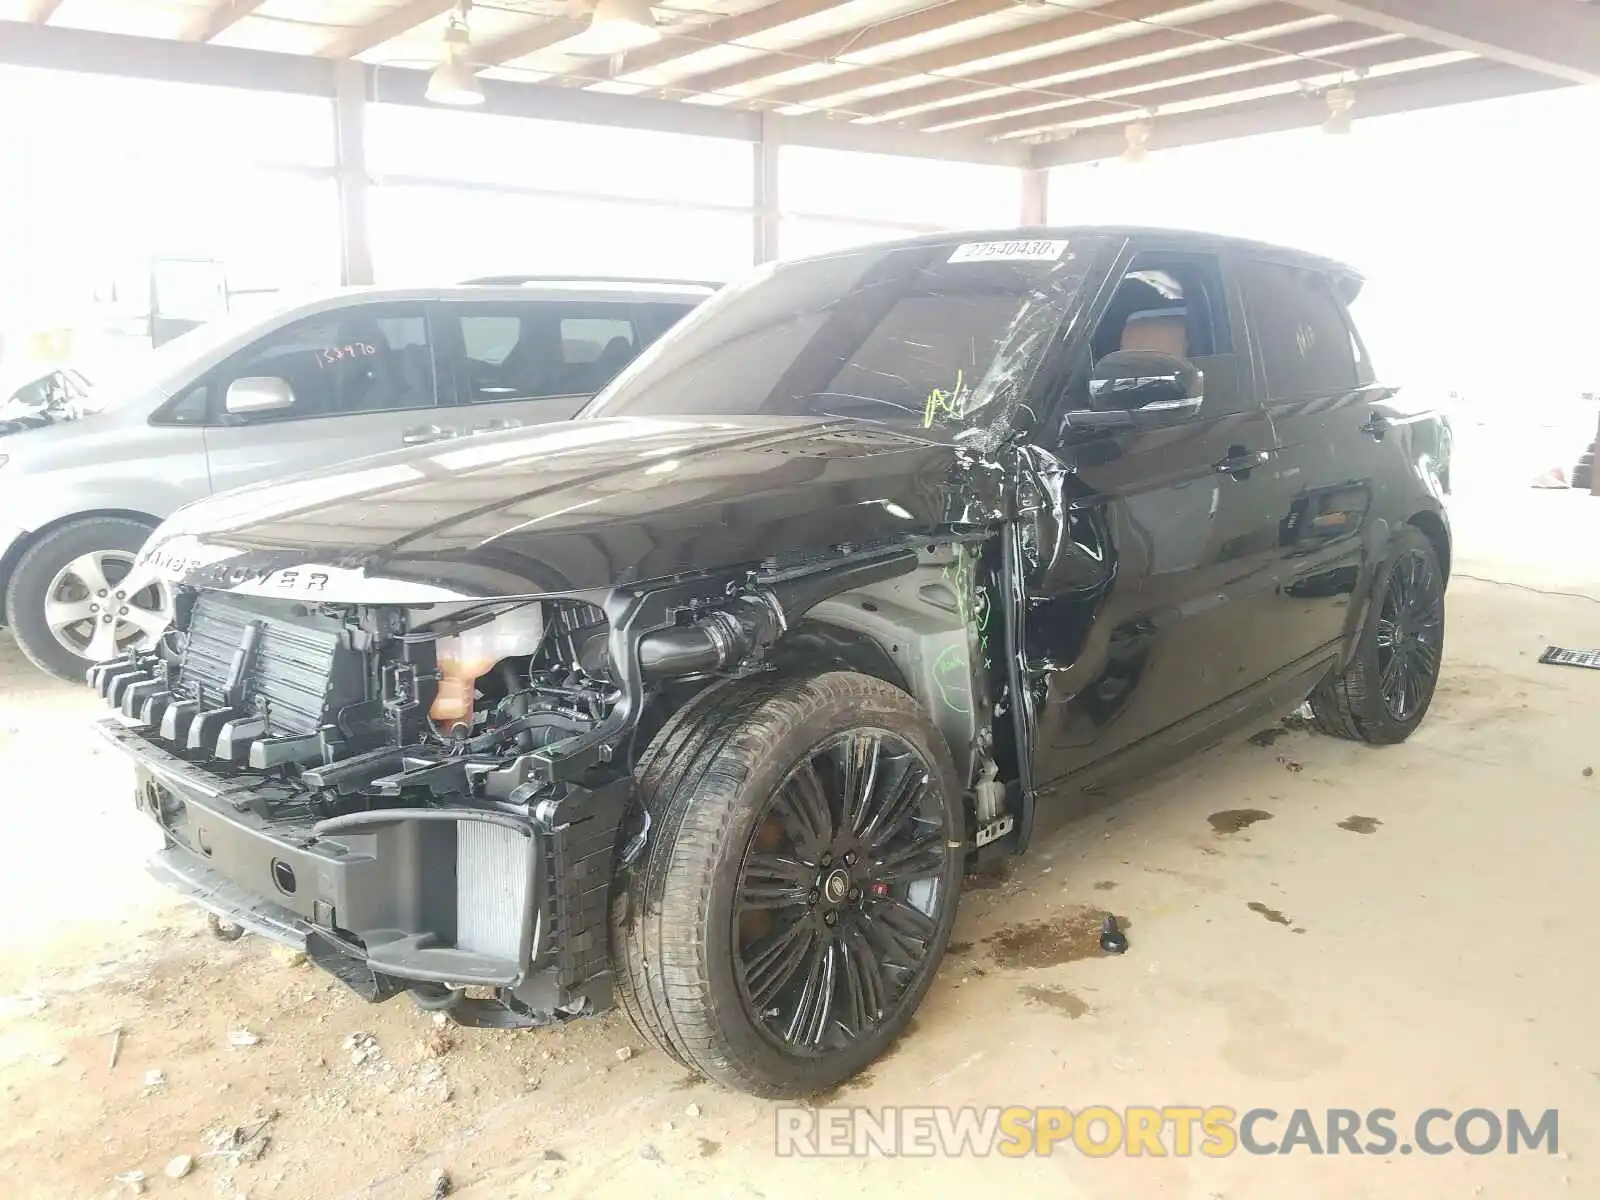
578 334 637 391
495 318 565 400
1120 308 1188 358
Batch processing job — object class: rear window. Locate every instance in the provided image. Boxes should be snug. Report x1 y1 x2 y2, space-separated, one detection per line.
1239 260 1358 398
452 301 646 404
637 301 700 342
561 316 634 365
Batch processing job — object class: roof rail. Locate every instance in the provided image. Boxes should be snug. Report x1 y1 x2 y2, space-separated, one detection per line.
458 274 724 290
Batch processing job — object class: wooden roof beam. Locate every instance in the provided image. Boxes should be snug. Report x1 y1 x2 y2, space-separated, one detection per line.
919 21 1389 130
321 0 456 60
181 1 269 43
595 0 842 81
1286 0 1600 85
472 18 589 68
1030 57 1565 164
663 0 1018 98
979 36 1440 138
843 1 1317 120
762 0 1281 109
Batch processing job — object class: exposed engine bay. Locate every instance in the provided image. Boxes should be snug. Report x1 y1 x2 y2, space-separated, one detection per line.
126 590 623 810
90 542 1007 1028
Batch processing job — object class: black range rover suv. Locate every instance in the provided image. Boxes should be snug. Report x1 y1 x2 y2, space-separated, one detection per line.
91 227 1451 1097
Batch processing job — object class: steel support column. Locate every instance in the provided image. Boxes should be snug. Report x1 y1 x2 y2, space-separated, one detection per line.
333 60 375 287
754 112 781 266
1020 168 1049 226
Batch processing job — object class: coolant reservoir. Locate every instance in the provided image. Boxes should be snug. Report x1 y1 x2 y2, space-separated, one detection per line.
429 605 544 725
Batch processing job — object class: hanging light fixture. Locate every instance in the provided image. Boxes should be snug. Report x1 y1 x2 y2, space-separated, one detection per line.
1122 117 1153 163
567 0 660 56
427 1 484 106
1323 85 1356 134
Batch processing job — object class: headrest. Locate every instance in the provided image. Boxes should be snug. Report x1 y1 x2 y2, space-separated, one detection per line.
1121 307 1187 358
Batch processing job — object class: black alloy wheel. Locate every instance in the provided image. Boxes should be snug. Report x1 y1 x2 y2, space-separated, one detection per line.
611 671 964 1097
1373 546 1444 723
732 730 950 1055
1307 525 1446 744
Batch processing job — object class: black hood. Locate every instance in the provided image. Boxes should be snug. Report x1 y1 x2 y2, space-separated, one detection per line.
138 416 1008 601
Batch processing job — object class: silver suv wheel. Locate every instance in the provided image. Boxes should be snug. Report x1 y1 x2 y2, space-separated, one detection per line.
44 550 171 662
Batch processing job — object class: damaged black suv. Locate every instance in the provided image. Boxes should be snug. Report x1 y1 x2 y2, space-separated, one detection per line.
92 227 1450 1097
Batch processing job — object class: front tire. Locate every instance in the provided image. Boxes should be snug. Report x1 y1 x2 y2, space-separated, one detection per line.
611 671 963 1097
1308 526 1445 744
5 517 168 682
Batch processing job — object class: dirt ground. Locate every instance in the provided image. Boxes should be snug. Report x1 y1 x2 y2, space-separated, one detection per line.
2 490 1597 1200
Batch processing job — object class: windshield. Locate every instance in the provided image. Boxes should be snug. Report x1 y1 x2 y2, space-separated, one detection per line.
582 235 1096 442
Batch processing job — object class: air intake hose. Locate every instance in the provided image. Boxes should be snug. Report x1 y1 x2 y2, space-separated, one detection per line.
637 594 785 681
634 549 918 681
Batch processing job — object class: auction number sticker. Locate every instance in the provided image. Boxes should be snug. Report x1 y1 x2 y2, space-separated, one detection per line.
948 239 1069 264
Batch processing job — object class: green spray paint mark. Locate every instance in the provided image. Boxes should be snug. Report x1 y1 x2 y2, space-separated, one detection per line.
923 368 965 428
933 643 971 714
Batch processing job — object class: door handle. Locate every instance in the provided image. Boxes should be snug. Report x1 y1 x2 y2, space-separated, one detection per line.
1214 448 1269 479
467 418 523 436
1360 414 1392 440
401 424 454 445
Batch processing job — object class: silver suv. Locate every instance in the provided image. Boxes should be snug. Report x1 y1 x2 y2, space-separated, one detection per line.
0 278 713 679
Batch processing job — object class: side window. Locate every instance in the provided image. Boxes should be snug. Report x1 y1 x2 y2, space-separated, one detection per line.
164 383 210 425
1089 259 1229 363
637 301 698 344
214 306 436 423
1072 251 1245 414
450 303 643 405
561 316 634 366
1239 260 1358 398
461 316 522 367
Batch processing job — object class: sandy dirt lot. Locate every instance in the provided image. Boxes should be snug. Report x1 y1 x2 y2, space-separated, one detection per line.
2 493 1597 1200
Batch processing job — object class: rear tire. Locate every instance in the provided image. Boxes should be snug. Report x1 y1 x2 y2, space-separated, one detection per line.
610 671 962 1097
5 517 165 682
1308 527 1444 744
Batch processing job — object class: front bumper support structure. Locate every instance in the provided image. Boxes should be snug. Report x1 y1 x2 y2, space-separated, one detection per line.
96 719 631 1022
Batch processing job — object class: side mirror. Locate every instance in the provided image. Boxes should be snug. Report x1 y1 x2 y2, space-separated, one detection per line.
1068 351 1203 431
225 376 296 416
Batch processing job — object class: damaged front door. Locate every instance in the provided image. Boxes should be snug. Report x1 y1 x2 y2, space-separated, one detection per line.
1014 244 1285 805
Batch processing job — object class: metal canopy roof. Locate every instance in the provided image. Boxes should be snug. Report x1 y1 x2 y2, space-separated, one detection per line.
1 0 1594 165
